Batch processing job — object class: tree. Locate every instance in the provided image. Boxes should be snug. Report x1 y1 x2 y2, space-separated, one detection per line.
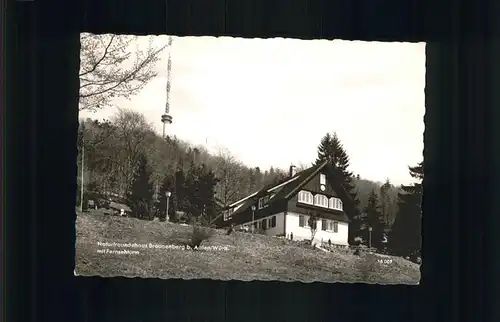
185 161 219 224
214 148 244 207
379 179 396 225
128 153 154 220
77 118 121 195
315 132 361 244
308 212 319 245
388 162 423 261
363 189 386 250
170 169 188 223
79 33 167 111
110 109 154 196
195 164 219 224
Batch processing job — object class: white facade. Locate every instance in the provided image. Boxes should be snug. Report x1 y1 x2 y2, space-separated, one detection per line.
235 211 349 246
285 212 349 246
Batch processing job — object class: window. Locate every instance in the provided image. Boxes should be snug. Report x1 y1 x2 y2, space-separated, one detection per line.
320 173 326 185
329 197 343 211
271 216 276 228
314 194 329 208
333 221 339 233
262 219 267 230
321 219 327 231
223 210 232 221
253 222 258 229
258 196 270 209
298 191 314 205
299 215 305 227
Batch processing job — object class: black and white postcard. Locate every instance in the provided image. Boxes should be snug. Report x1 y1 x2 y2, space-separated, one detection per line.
75 34 424 284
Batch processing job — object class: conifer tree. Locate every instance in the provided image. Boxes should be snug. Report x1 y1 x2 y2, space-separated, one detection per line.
128 153 154 220
171 168 188 222
185 160 202 219
197 164 218 224
379 179 395 225
388 162 423 261
315 132 361 244
185 161 218 224
363 189 386 250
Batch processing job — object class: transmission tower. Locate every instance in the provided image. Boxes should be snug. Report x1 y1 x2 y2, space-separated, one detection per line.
161 36 174 138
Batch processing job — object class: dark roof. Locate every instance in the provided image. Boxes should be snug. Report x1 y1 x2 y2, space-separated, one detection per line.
212 160 356 223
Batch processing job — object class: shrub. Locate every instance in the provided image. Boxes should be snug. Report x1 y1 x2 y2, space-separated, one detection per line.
188 225 215 249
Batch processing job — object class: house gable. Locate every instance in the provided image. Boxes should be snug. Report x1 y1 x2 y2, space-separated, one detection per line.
296 169 339 197
285 164 351 223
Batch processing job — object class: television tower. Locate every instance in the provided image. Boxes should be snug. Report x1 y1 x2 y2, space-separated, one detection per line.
161 36 174 138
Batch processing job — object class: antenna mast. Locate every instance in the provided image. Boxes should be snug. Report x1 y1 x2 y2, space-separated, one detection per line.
161 36 174 138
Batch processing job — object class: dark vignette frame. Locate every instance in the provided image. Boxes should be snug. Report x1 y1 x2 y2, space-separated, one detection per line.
6 0 497 321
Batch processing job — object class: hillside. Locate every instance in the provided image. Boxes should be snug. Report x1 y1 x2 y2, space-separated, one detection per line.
77 115 402 217
75 212 420 284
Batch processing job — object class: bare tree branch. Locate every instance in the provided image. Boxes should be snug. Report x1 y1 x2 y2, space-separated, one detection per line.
79 33 168 111
79 35 116 77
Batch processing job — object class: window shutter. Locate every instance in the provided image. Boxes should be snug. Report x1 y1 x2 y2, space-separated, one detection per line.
322 219 327 231
299 215 304 227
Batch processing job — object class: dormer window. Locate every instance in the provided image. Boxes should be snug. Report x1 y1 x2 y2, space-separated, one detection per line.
298 191 314 205
320 173 326 185
314 194 329 208
258 195 271 209
223 208 234 221
329 197 343 211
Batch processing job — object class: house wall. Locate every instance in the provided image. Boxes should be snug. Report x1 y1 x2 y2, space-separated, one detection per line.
236 212 286 236
285 212 349 246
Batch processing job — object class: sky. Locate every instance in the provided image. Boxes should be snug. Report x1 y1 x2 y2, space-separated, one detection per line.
79 35 426 186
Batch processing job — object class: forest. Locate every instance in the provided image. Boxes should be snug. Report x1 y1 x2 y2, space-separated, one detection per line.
76 108 422 261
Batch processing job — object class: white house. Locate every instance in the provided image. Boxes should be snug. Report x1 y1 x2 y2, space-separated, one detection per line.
213 161 353 246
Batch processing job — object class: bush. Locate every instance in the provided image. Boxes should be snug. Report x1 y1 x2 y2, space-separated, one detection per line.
188 225 215 249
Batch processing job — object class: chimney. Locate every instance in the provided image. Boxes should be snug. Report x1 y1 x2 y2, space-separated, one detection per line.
289 165 297 177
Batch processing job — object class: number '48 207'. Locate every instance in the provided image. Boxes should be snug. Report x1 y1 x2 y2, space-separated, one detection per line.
377 259 393 265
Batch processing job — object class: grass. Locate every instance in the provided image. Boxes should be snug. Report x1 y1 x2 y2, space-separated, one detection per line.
75 211 421 284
